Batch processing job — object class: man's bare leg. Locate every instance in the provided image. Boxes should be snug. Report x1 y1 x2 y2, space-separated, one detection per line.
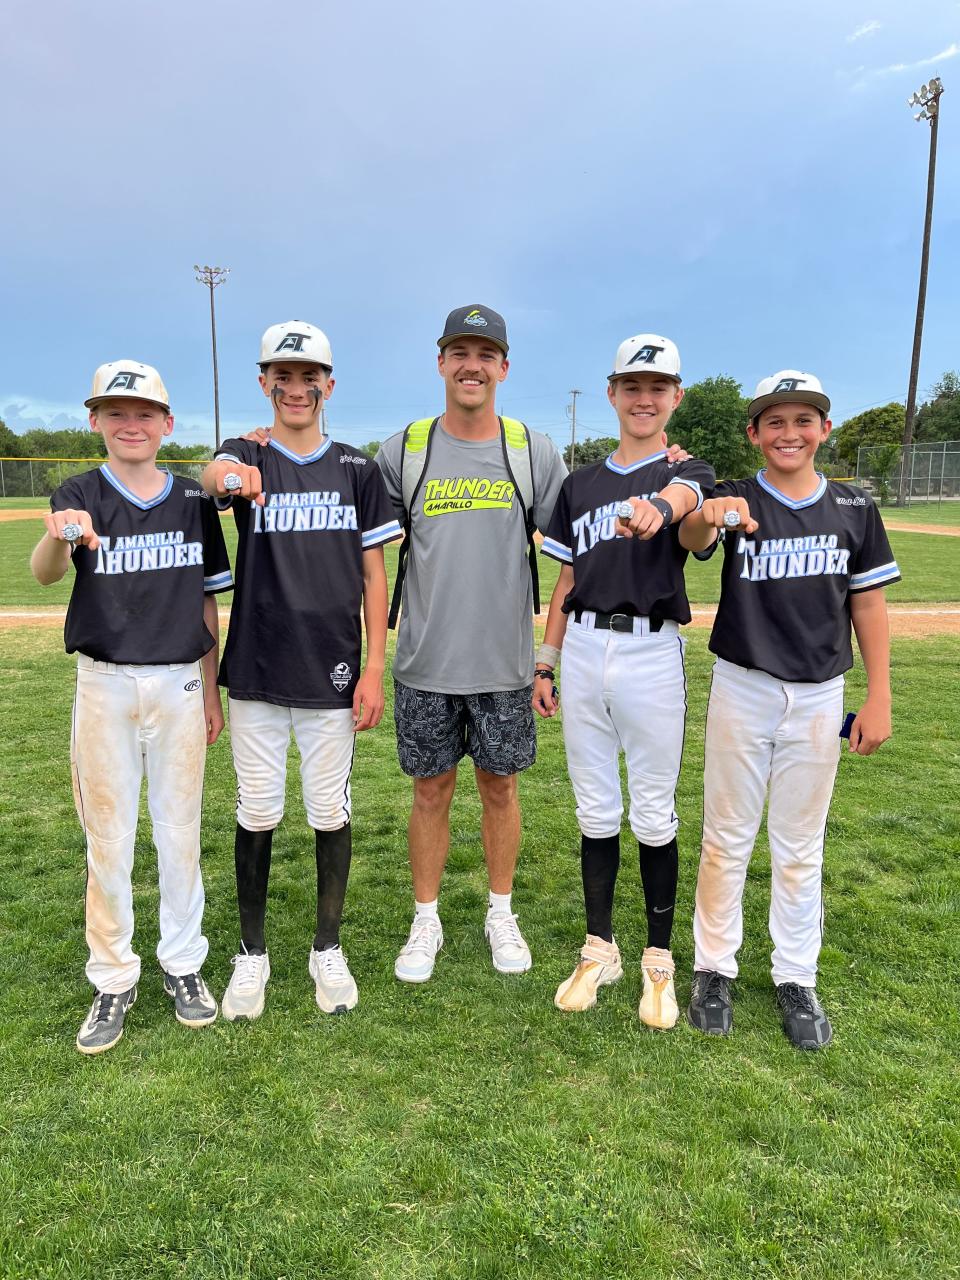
408 767 458 902
475 767 531 972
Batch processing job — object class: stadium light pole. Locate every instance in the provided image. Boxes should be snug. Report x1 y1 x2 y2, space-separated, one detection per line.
567 389 581 470
194 265 230 450
898 78 943 506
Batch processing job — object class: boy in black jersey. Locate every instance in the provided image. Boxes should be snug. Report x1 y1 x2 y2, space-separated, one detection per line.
202 321 401 1020
536 335 714 1027
31 361 233 1054
679 370 899 1049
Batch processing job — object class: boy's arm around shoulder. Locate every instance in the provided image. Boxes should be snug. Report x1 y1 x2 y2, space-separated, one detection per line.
848 588 892 756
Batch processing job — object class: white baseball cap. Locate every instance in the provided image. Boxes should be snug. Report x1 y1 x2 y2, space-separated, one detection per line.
609 334 682 383
84 361 170 411
259 321 333 369
748 370 830 420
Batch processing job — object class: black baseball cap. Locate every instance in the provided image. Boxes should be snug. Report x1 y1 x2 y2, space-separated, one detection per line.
437 305 509 354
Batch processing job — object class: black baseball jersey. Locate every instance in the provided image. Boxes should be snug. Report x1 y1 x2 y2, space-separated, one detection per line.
216 436 402 708
52 465 233 664
701 473 901 682
541 452 716 623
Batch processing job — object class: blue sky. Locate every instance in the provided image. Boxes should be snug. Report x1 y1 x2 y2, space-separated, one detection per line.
2 0 957 451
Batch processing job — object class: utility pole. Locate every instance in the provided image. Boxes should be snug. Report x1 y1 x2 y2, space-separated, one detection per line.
194 265 230 450
567 389 581 470
899 78 944 506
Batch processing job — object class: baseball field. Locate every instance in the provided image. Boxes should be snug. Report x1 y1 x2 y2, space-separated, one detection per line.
2 505 958 1279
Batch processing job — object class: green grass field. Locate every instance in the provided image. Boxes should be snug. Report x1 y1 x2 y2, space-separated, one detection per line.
880 501 960 527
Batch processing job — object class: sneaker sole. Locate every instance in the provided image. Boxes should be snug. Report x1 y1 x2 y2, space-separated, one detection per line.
163 985 219 1028
221 994 266 1022
686 1007 732 1036
394 964 435 984
554 964 623 1012
76 1026 125 1055
314 987 359 1015
491 956 533 975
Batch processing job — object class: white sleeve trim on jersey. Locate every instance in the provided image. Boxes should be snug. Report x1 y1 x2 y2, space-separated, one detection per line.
214 452 242 463
203 570 234 592
849 560 900 591
541 536 573 564
667 477 704 510
361 519 403 549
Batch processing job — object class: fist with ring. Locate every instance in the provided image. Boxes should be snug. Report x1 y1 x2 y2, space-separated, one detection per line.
224 472 243 493
617 501 634 521
61 522 84 544
722 510 742 529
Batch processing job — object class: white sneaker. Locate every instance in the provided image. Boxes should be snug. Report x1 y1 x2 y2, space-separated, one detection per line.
638 946 679 1029
309 945 358 1014
395 915 444 983
222 949 270 1022
485 911 532 974
555 936 623 1012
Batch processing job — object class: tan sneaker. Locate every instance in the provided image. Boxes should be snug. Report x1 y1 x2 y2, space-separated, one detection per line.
639 947 679 1029
554 935 623 1012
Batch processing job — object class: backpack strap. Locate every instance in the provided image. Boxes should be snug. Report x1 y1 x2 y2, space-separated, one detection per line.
389 417 438 629
498 417 540 615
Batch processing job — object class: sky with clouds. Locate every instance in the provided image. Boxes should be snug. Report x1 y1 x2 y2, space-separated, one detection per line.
2 0 957 450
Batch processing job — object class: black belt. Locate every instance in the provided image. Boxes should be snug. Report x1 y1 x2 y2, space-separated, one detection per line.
574 611 663 634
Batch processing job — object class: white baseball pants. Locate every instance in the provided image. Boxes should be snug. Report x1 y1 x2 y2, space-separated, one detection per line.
72 655 209 994
693 657 844 987
228 699 355 833
560 616 686 845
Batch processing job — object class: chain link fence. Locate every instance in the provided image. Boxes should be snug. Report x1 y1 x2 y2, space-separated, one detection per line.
0 457 207 499
855 440 960 506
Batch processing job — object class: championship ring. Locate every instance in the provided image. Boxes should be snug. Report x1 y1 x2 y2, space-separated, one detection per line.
61 522 84 544
224 472 243 493
617 501 634 520
722 510 742 529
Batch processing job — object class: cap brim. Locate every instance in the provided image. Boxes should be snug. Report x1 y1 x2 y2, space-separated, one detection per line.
438 332 508 354
84 394 170 411
608 370 681 383
748 392 830 419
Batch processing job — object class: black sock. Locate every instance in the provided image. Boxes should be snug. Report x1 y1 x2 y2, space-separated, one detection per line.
581 834 621 943
638 837 678 949
314 824 353 951
235 825 274 954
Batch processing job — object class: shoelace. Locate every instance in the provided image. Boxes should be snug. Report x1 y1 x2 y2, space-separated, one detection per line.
91 991 119 1025
231 952 267 992
699 972 730 1003
315 948 350 982
403 918 441 954
175 973 203 1001
778 983 815 1014
487 913 526 953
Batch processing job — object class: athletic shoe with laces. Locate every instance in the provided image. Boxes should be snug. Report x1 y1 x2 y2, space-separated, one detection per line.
395 915 444 983
555 935 623 1011
309 945 358 1014
776 982 833 1051
163 971 218 1026
687 969 733 1036
76 985 137 1055
485 911 532 974
638 946 679 1029
222 948 270 1022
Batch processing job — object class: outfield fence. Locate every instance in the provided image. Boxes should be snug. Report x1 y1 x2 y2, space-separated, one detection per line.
0 456 207 498
856 440 960 506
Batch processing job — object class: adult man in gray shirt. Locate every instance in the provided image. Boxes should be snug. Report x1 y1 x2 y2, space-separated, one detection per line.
376 305 568 983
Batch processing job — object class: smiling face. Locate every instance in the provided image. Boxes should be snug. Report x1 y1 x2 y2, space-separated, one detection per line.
90 398 173 462
437 337 509 412
748 402 832 481
259 361 334 431
607 373 683 444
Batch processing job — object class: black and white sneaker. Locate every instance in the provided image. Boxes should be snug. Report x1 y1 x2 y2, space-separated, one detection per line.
687 970 733 1037
163 971 218 1027
776 983 832 1051
76 986 138 1055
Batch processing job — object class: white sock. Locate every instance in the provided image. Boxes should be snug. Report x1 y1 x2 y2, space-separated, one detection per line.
487 891 512 917
414 898 439 919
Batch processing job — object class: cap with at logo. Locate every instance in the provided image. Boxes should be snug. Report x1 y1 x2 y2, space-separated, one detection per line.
438 305 509 355
84 361 170 411
609 334 682 383
748 370 830 420
259 321 333 369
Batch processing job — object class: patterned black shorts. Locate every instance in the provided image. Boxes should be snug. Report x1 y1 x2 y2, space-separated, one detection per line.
393 681 537 779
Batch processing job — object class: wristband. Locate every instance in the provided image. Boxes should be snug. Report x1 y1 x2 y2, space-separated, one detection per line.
536 642 561 669
534 669 554 679
648 495 674 530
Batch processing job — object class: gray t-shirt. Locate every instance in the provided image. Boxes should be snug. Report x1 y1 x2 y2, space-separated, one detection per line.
376 420 568 694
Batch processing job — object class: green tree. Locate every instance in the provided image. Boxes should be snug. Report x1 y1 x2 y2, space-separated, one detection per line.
0 418 21 456
157 443 214 460
870 443 902 507
914 371 960 443
18 427 106 459
358 440 382 459
668 376 758 479
564 436 618 470
831 403 904 469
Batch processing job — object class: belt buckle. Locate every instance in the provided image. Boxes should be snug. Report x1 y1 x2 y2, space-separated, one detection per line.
609 613 632 633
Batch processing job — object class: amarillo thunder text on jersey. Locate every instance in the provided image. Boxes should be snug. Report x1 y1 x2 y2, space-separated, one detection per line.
52 465 233 664
703 473 900 682
216 436 401 708
541 452 716 621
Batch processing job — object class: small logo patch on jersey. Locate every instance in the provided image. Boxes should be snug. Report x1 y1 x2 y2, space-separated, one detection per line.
330 662 352 692
184 679 201 691
464 309 488 328
835 495 867 506
339 453 368 465
184 489 202 496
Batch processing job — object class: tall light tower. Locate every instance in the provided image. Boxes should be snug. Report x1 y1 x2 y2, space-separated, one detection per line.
899 78 944 506
194 265 230 450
